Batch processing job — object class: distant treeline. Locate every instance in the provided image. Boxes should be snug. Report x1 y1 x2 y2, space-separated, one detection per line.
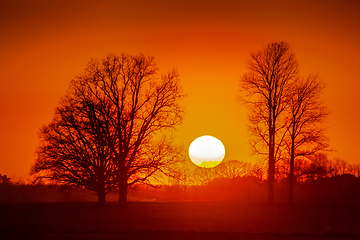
1 174 359 205
1 155 360 205
127 154 360 205
129 174 360 205
0 178 96 204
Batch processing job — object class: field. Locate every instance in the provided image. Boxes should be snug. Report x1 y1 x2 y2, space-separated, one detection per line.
1 202 360 240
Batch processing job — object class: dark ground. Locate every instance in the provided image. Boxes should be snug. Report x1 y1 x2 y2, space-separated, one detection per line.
0 202 359 240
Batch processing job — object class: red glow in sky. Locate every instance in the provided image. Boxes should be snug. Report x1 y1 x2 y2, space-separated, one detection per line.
1 0 360 179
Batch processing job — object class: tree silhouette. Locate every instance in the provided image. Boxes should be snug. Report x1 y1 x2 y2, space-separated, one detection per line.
216 160 252 179
32 53 184 207
168 166 192 193
329 158 349 176
302 153 330 181
239 42 299 204
71 53 184 208
0 174 11 185
192 167 215 187
32 86 117 206
285 74 329 204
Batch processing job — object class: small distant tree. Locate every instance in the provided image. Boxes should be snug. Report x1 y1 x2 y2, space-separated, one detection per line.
216 160 252 179
192 167 216 187
0 174 11 185
239 42 299 204
248 159 268 180
302 153 330 181
350 164 360 178
330 158 349 176
169 165 192 192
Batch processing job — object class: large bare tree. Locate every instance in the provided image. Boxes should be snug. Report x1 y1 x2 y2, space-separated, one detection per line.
33 53 184 208
239 42 299 204
286 75 329 204
75 53 184 207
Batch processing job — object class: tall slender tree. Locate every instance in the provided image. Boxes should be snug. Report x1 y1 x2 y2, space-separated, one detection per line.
239 42 299 204
286 75 329 204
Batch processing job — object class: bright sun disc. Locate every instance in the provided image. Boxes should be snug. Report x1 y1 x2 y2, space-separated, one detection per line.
189 135 225 168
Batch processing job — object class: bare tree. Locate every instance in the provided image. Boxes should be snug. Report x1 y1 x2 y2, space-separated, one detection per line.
330 158 349 176
216 160 252 179
286 75 329 204
239 42 299 204
192 167 216 187
32 89 117 207
169 165 192 193
75 53 185 208
350 164 360 178
0 174 11 185
32 53 184 208
302 153 330 180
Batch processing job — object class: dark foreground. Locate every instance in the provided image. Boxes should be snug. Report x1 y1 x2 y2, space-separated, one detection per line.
1 202 359 240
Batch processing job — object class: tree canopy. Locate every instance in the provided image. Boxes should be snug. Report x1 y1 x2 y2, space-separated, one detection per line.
32 53 185 207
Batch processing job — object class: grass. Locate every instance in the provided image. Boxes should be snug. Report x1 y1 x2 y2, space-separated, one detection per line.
1 202 360 239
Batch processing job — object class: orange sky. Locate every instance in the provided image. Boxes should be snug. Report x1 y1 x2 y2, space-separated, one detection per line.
1 0 360 180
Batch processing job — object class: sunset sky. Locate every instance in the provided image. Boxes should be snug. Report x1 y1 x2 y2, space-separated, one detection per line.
1 0 360 180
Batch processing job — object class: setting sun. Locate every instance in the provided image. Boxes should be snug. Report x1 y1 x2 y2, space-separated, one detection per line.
189 135 225 168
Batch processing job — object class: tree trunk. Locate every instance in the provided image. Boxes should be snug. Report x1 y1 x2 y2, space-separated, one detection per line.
268 127 275 205
289 161 294 204
97 190 107 207
96 169 107 207
268 147 275 204
118 175 128 208
289 136 295 205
